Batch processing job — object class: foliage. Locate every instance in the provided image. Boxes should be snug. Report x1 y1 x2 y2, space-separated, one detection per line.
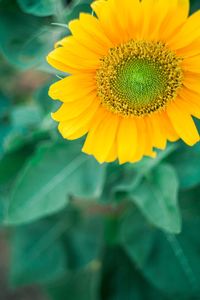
1 0 200 299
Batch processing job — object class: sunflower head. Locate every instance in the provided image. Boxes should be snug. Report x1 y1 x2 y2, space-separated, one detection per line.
47 0 200 164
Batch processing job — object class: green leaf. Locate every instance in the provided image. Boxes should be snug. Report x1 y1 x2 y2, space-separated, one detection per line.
120 206 200 297
65 0 92 24
104 217 120 246
0 123 12 154
0 147 32 186
3 130 49 154
0 1 62 69
110 144 177 202
62 215 104 270
45 213 103 300
10 104 43 130
6 142 106 224
0 191 7 224
0 126 51 187
9 206 103 288
101 247 169 300
9 215 71 286
167 143 200 190
132 144 177 175
47 246 169 300
34 80 59 113
190 0 200 14
17 0 59 17
129 163 181 234
0 91 11 120
47 264 101 300
180 185 200 220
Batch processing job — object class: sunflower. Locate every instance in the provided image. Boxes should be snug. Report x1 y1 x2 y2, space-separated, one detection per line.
47 0 200 164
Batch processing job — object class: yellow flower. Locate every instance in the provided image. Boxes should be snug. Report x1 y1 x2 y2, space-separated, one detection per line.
47 0 200 164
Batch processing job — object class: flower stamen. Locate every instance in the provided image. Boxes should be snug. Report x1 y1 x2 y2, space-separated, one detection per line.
96 40 183 117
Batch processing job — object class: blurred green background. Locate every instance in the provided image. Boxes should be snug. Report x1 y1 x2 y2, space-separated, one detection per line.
1 0 200 299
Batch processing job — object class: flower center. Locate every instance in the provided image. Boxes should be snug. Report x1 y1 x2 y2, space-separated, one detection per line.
96 40 183 117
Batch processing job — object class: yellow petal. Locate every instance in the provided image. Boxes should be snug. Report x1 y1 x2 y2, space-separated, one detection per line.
113 0 141 40
82 107 106 155
160 113 179 142
59 124 91 140
68 19 108 55
47 47 99 72
46 54 78 74
52 93 97 121
177 0 190 19
146 0 171 40
175 38 200 58
139 0 156 39
182 55 200 74
129 117 146 163
82 109 119 163
147 113 167 150
58 99 100 139
179 88 200 118
91 0 137 44
49 75 96 102
168 10 200 50
183 73 200 94
105 139 118 163
117 117 138 164
167 101 199 146
144 117 154 155
91 0 122 44
158 0 189 42
129 115 157 161
79 13 113 48
176 96 200 119
55 36 100 61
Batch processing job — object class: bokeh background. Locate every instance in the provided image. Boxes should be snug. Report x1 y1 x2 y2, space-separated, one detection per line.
1 0 200 299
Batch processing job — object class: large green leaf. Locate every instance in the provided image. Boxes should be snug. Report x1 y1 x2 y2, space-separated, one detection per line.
45 213 103 300
0 124 51 187
9 205 104 288
6 142 106 224
17 0 60 17
167 143 200 190
50 215 103 298
129 163 181 234
120 206 200 298
47 246 169 300
9 214 72 286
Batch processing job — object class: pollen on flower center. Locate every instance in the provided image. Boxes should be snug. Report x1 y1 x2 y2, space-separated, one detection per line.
96 40 183 117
